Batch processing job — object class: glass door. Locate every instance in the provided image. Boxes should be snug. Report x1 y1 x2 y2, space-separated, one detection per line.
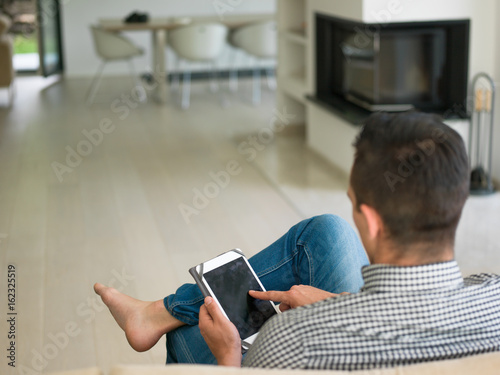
37 0 63 76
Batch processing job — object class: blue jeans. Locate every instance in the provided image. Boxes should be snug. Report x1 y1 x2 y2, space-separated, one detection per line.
164 214 369 364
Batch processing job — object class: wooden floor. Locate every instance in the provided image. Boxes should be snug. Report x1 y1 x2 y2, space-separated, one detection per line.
0 76 499 375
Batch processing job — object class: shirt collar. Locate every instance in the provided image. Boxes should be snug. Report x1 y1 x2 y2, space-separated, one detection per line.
360 260 464 293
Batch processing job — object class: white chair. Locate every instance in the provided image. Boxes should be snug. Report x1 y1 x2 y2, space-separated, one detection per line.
231 21 277 105
168 22 228 109
86 26 144 105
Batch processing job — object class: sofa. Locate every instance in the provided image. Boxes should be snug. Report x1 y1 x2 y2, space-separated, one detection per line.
46 351 500 375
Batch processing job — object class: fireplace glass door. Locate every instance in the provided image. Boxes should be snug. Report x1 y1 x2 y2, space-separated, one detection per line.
341 28 446 111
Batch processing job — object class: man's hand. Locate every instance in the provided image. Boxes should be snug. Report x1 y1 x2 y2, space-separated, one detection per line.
250 285 348 311
199 297 242 367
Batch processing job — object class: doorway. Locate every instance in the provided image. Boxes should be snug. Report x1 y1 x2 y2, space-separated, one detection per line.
0 0 63 76
1 0 38 72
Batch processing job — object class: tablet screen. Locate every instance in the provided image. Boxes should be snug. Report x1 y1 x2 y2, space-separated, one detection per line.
203 257 277 339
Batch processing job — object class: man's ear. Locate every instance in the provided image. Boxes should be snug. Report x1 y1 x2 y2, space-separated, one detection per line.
359 204 383 240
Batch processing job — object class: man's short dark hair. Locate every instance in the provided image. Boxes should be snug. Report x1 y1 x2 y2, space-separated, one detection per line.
350 112 469 248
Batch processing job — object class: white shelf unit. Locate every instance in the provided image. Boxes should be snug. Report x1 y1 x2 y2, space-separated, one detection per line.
277 0 308 125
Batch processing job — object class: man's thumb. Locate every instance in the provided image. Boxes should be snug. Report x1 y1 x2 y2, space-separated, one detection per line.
205 296 223 318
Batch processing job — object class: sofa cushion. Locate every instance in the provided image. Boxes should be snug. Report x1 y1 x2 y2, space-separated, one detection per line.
110 351 500 375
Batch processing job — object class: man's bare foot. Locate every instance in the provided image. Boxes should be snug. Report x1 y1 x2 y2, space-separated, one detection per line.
94 283 185 352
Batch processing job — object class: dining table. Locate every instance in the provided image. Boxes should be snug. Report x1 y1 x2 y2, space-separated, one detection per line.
99 13 275 103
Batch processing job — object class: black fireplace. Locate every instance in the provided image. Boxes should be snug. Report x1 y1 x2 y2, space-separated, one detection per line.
311 14 470 124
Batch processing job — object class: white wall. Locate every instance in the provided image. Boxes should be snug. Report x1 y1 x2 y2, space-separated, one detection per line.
61 0 276 77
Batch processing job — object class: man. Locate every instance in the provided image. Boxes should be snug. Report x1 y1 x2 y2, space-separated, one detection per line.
95 112 500 370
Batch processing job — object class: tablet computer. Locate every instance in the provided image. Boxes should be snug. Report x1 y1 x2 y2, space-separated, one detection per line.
189 249 280 350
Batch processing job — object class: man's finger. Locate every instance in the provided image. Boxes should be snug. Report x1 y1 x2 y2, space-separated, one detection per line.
279 303 291 312
249 290 287 303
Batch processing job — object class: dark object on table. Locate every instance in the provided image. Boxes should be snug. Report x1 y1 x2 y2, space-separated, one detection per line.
124 11 149 24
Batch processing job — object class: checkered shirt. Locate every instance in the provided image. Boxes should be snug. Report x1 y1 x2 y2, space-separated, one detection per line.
242 261 500 370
